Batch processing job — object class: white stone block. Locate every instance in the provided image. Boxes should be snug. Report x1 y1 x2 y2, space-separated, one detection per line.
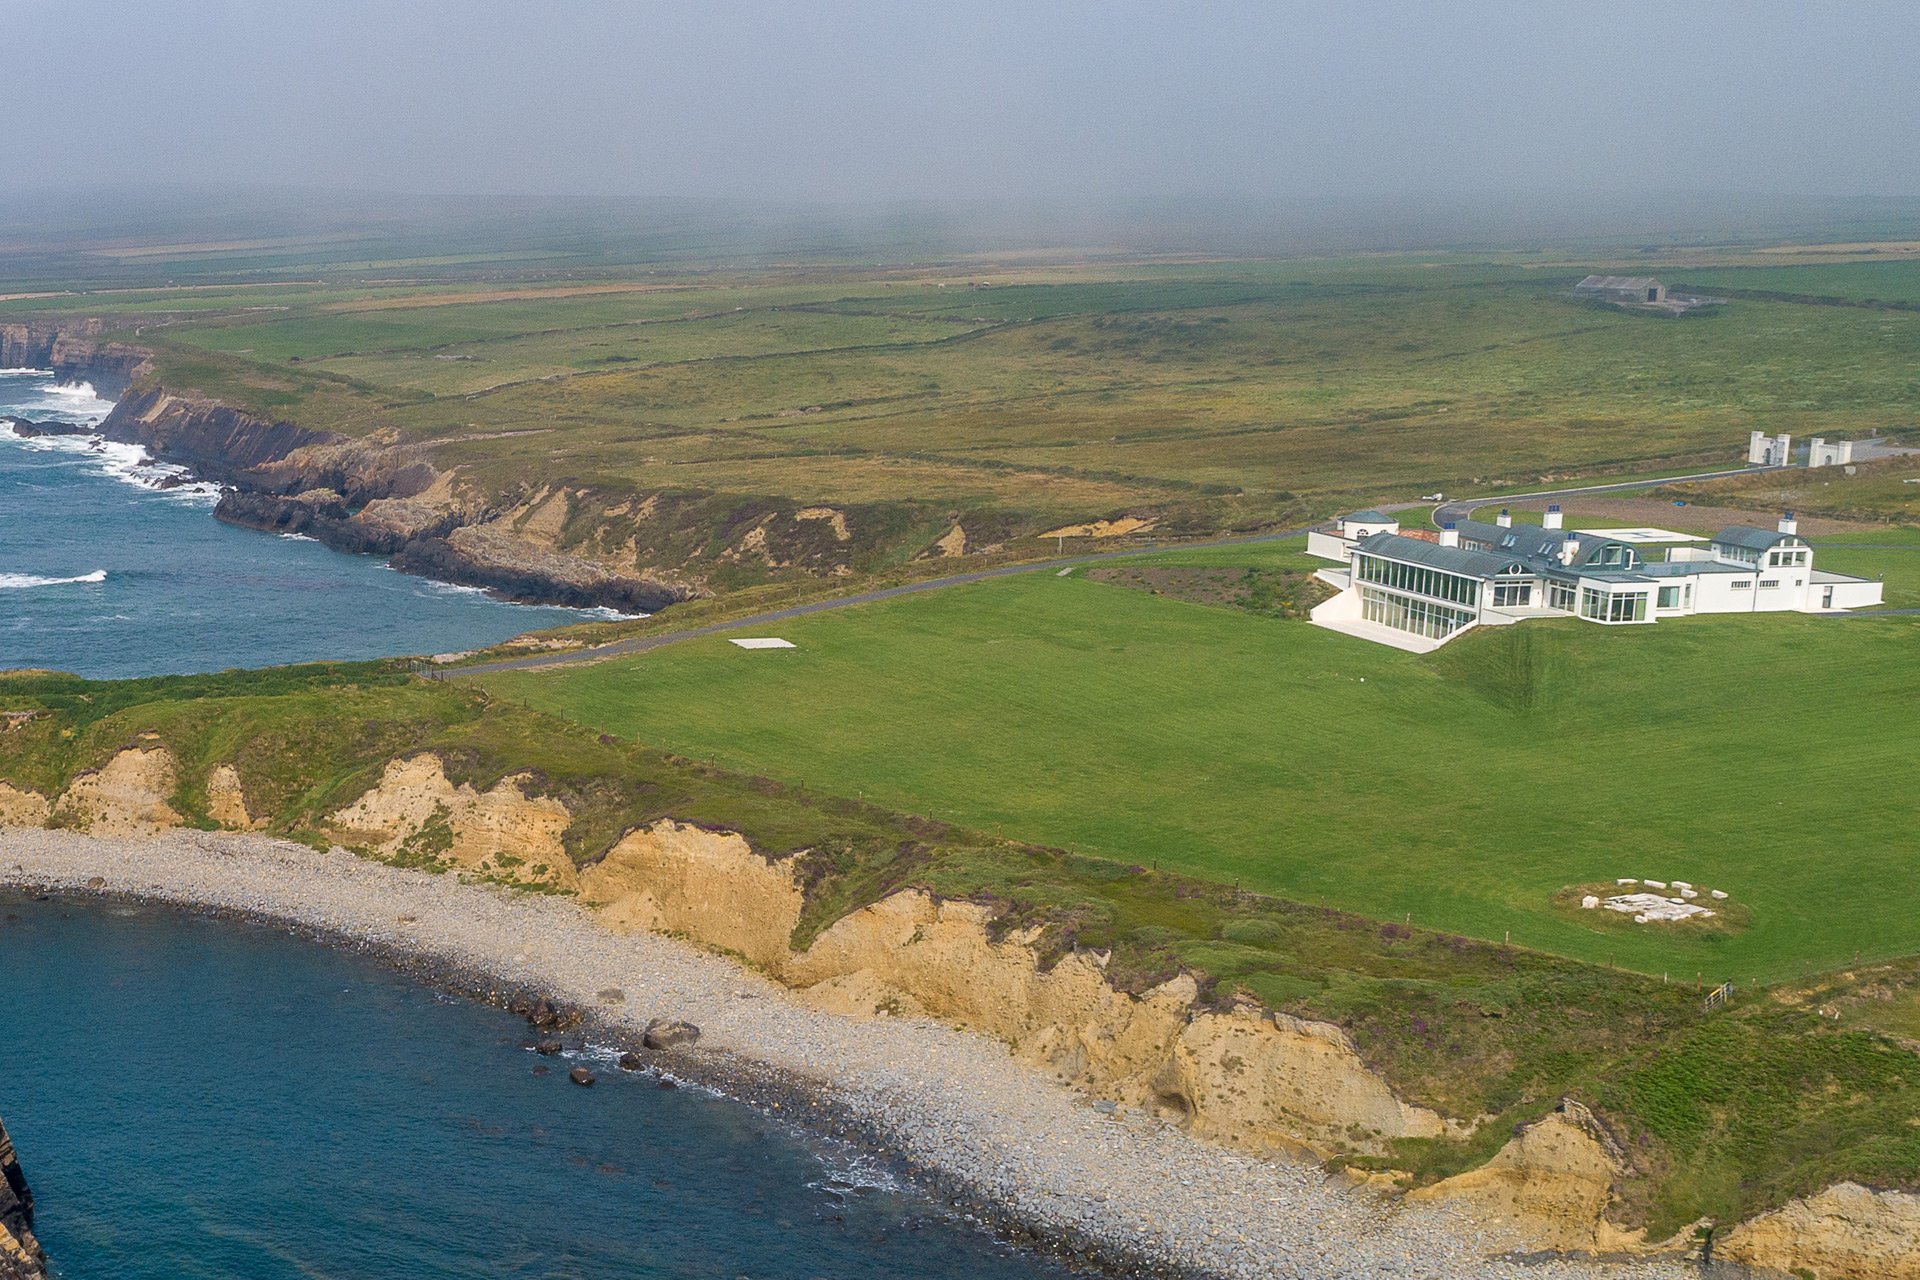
1680 889 1698 899
1617 878 1637 885
1671 881 1692 890
1644 880 1667 889
1711 889 1728 900
1581 896 1600 909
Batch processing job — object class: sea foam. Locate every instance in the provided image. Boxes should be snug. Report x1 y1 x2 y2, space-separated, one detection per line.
0 569 107 589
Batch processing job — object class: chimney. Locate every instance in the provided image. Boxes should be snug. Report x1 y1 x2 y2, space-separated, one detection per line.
1439 522 1459 547
1778 511 1797 535
1543 504 1563 530
1559 532 1580 566
1496 508 1512 528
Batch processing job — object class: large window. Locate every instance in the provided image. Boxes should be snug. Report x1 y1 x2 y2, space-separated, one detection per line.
1581 587 1649 623
1359 587 1477 640
1658 585 1680 609
1547 581 1577 611
1354 554 1480 606
1491 582 1532 607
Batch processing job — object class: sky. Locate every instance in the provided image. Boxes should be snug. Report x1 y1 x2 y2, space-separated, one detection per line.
5 1 1918 203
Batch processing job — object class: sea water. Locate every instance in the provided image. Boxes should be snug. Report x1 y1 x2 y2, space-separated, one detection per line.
0 370 612 679
0 893 1055 1280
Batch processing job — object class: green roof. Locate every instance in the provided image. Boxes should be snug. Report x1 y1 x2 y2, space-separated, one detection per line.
1713 525 1797 551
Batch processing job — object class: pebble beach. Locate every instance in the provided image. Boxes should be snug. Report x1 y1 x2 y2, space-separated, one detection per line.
1 828 1691 1280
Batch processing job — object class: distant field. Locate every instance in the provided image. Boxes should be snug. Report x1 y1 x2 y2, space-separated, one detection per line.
1671 259 1920 304
477 537 1920 982
14 256 1920 544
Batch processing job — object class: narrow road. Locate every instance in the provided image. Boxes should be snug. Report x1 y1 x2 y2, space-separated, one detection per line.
446 463 1789 678
1430 464 1783 526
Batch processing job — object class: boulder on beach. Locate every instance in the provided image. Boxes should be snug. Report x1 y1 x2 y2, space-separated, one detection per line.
617 1052 643 1071
535 1039 563 1056
644 1018 700 1050
569 1067 595 1087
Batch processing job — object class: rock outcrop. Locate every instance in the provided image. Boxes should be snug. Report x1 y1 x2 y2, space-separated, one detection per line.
205 765 264 830
1715 1182 1920 1280
1409 1100 1655 1253
0 1115 47 1280
327 754 578 890
50 748 182 836
0 785 52 829
0 320 151 396
101 388 345 483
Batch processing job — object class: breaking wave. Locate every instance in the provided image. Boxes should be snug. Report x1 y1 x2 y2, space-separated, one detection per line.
0 569 108 589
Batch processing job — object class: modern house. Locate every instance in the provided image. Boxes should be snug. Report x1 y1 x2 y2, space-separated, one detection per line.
1308 507 1884 652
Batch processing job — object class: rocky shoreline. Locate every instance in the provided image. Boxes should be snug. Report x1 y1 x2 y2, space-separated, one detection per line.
0 828 1690 1280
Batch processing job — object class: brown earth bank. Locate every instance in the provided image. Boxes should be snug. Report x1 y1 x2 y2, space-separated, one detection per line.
2 749 1916 1277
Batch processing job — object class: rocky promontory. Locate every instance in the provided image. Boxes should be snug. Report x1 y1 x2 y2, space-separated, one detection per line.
0 1116 46 1280
0 320 151 397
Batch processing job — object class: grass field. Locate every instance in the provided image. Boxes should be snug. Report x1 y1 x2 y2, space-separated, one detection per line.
479 536 1920 982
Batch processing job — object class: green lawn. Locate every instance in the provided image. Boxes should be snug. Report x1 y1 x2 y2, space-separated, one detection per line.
480 557 1920 982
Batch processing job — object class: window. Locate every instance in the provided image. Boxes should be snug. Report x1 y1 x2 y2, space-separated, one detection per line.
1731 580 1751 590
1684 584 1693 607
1354 554 1480 607
1717 544 1760 565
1582 587 1648 622
1358 587 1476 640
1547 581 1577 611
1492 582 1532 607
1793 550 1809 566
1759 579 1779 589
1823 586 1834 608
1658 585 1680 609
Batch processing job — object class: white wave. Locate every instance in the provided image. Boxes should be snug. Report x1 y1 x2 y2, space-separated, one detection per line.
0 569 107 589
278 531 320 542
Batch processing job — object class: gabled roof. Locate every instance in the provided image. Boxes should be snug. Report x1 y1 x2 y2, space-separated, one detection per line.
1575 275 1662 292
1354 532 1527 578
1712 525 1799 551
1341 509 1392 524
1451 519 1637 570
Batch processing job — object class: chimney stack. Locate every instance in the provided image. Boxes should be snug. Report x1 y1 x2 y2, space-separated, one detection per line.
1496 508 1512 528
1559 532 1580 566
1778 511 1798 535
1439 522 1460 547
1543 504 1564 530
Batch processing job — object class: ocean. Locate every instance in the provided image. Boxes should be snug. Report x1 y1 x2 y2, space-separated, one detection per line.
0 370 611 679
0 893 1055 1280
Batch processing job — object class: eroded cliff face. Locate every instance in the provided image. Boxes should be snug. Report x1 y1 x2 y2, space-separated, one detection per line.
1716 1183 1920 1280
49 747 182 836
327 754 579 891
0 319 151 396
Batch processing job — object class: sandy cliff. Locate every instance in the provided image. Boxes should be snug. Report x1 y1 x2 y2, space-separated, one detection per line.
2 749 1916 1272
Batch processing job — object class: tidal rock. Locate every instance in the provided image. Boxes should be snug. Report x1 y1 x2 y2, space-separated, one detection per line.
535 1040 563 1056
643 1018 701 1050
525 997 582 1033
617 1052 643 1071
568 1067 596 1087
85 877 105 890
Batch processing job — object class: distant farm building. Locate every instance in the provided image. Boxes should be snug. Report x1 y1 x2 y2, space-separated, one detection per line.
1575 275 1665 305
1750 431 1919 468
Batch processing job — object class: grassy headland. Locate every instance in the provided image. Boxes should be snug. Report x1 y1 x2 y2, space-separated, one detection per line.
2 661 1919 1237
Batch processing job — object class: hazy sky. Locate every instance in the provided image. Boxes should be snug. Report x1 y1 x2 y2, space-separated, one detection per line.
6 1 1916 202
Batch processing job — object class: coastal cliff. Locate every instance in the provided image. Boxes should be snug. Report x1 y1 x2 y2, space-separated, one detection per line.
0 320 151 397
0 1116 47 1280
91 388 698 613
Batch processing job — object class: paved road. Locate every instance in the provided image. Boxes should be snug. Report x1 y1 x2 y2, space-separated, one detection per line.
442 463 1806 678
1430 464 1785 526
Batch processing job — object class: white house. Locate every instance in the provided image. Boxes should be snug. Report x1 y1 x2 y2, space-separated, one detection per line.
1305 508 1400 561
1308 507 1883 652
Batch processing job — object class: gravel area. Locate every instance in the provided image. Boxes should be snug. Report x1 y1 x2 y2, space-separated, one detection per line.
2 829 1690 1280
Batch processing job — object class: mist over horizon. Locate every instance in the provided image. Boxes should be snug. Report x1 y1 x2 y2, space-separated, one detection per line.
5 1 1917 212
